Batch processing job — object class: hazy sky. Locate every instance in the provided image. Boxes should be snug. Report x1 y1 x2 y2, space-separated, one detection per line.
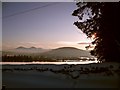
2 2 92 50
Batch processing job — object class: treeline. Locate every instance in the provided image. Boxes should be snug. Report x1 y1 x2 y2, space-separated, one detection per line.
2 55 93 62
2 55 58 62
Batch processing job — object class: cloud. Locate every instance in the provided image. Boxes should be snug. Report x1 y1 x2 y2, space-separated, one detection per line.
20 42 38 45
57 41 79 45
18 42 44 48
57 41 92 46
78 42 91 45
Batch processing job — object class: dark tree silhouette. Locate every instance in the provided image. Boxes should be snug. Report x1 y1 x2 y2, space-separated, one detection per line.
72 2 120 62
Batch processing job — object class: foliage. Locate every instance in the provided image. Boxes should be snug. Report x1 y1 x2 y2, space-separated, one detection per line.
2 55 57 62
72 2 120 62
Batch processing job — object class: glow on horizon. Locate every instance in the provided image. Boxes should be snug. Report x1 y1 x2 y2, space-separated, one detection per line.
2 2 93 51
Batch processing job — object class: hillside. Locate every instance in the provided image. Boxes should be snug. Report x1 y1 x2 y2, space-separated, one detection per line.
15 46 47 53
2 47 50 56
40 47 93 59
2 47 94 61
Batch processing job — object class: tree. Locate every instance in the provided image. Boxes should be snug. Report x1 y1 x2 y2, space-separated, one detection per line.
72 2 120 62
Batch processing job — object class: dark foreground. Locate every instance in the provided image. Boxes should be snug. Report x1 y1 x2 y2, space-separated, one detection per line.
2 62 120 88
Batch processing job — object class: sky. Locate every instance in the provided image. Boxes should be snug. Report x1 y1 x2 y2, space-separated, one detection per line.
2 2 92 50
0 2 2 51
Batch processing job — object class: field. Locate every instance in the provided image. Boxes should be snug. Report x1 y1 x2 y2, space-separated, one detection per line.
2 62 120 88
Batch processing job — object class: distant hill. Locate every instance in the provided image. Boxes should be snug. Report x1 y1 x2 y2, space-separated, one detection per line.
16 46 41 49
2 47 94 60
2 46 50 55
15 46 50 53
40 47 93 59
16 46 27 50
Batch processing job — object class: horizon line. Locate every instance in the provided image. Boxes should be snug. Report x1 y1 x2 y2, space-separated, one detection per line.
2 46 91 51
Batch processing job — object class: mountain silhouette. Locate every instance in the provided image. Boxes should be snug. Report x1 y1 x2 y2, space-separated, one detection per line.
40 47 93 59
